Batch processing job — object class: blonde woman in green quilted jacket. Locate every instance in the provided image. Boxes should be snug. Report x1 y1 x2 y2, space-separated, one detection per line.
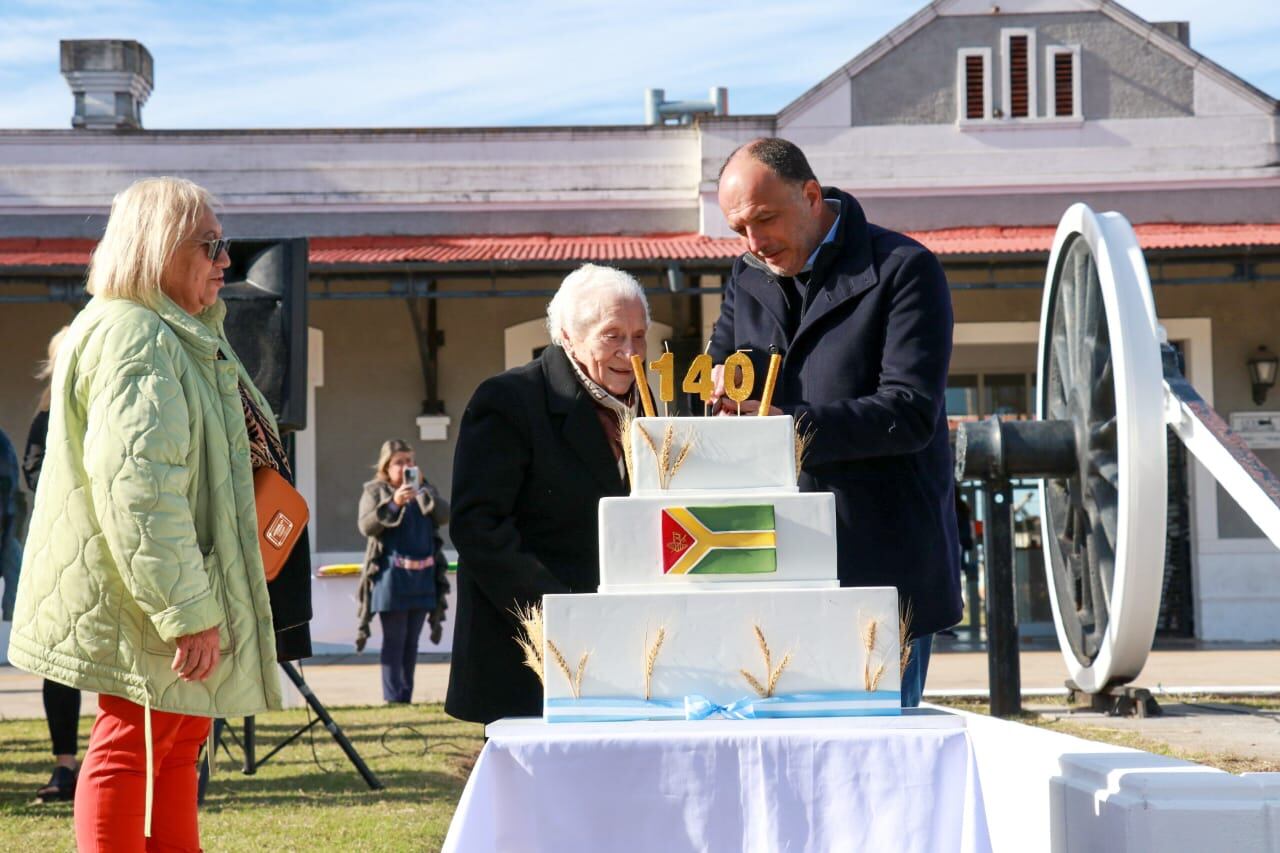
9 177 283 852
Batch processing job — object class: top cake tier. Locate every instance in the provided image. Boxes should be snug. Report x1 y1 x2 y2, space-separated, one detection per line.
627 416 797 495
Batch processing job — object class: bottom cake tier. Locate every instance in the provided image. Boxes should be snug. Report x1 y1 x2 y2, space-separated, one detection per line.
541 587 902 722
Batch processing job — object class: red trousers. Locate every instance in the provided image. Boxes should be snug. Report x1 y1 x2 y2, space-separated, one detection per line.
75 694 211 853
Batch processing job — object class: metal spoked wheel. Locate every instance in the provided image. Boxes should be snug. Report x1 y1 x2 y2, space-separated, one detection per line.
1036 204 1167 692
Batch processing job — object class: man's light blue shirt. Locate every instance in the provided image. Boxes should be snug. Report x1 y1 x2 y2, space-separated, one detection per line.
800 200 841 275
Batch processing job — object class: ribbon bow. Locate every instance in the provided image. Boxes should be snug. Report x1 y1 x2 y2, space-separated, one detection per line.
683 694 760 720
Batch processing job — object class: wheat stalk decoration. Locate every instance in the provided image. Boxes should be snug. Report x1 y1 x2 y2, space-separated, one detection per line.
899 601 915 678
619 409 636 485
635 423 695 489
739 624 792 698
574 652 589 699
793 414 815 483
546 638 591 699
642 626 666 700
861 617 889 692
511 602 546 686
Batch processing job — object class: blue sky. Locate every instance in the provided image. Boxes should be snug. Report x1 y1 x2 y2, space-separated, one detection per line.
2 0 1277 129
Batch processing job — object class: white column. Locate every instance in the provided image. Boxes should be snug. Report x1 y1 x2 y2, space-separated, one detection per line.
294 327 324 551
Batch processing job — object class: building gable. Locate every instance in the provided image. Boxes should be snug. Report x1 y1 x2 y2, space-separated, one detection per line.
779 0 1277 130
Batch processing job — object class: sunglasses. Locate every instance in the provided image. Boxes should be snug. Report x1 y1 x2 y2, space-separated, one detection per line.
196 237 232 261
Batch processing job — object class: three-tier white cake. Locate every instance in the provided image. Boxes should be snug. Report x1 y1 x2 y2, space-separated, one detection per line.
540 415 901 722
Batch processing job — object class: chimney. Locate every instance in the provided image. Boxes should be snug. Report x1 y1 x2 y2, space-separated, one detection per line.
643 87 729 126
1152 21 1190 46
60 40 154 130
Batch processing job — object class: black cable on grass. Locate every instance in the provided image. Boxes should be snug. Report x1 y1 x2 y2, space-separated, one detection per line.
378 723 473 757
295 661 473 775
299 660 342 775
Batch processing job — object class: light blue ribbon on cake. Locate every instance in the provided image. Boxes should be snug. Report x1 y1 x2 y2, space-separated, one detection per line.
545 691 901 723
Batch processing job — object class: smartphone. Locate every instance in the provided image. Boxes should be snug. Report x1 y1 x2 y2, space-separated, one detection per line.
403 466 419 489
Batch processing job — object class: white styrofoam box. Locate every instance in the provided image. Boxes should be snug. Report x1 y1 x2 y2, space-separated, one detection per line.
948 704 1280 853
598 491 837 591
628 415 798 494
541 587 900 717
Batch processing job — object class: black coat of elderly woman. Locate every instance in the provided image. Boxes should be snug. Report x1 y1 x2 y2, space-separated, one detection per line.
445 264 650 724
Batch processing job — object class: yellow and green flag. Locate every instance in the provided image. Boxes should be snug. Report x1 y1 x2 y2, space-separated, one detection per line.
661 505 777 575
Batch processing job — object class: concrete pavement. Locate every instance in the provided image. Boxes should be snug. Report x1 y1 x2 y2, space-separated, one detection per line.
2 644 1276 720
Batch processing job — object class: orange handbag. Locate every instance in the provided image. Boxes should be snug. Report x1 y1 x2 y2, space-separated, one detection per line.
253 466 309 582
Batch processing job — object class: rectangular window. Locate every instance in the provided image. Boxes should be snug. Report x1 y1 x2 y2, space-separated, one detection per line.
1047 45 1081 118
956 48 992 122
1009 36 1029 117
966 55 986 118
1001 29 1037 119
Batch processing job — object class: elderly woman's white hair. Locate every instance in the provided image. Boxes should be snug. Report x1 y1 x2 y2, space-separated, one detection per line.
87 176 216 307
545 264 650 347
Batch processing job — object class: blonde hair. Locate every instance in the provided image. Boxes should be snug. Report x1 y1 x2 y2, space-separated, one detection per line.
35 325 71 412
86 177 216 307
545 263 650 348
374 439 414 482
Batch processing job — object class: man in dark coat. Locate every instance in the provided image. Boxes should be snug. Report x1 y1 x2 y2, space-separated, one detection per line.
710 138 962 706
446 272 642 723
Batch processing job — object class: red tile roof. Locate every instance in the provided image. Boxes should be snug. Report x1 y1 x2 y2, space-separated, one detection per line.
307 233 745 265
2 223 1279 269
916 223 1280 255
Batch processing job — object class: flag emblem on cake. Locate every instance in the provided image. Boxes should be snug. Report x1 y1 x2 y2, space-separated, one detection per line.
660 505 777 575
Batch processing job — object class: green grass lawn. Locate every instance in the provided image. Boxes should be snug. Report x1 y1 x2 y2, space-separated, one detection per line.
0 703 484 852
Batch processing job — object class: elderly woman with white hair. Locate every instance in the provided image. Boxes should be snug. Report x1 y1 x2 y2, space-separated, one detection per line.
9 176 296 850
446 263 650 724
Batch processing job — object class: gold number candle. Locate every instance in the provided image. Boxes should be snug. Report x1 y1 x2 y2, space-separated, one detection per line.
682 353 714 402
648 351 675 405
723 352 755 405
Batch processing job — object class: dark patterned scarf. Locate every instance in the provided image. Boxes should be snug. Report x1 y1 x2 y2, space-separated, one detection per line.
218 350 292 480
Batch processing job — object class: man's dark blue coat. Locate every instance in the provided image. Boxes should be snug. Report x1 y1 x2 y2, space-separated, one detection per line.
710 189 962 638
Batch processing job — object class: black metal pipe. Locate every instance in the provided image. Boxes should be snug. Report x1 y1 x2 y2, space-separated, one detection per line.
982 481 1022 717
955 417 1077 481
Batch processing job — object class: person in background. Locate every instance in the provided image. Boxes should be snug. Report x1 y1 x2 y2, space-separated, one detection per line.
21 326 85 803
8 176 288 850
446 264 648 725
356 439 450 704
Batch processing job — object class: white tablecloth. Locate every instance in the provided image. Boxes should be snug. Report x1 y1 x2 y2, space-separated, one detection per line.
443 711 991 853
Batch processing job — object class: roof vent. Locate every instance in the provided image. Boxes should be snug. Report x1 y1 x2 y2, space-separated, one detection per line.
60 40 154 130
1152 21 1190 46
644 87 728 125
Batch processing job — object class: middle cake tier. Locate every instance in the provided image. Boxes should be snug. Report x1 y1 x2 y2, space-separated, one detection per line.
598 491 838 592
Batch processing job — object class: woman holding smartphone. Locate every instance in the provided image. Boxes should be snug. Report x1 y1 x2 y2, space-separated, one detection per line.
356 439 450 703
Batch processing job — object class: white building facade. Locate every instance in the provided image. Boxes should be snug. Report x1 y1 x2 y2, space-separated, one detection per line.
1 0 1278 645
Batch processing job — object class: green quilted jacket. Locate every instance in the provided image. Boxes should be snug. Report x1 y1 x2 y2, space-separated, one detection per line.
9 294 283 716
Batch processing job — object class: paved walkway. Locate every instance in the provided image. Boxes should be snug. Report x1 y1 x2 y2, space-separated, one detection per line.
3 645 1277 720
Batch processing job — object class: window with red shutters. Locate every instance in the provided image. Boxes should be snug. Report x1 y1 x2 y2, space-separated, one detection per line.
1054 51 1075 117
966 55 986 119
1008 35 1029 118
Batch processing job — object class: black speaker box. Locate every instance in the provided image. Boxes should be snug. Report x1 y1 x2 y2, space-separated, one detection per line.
220 238 309 431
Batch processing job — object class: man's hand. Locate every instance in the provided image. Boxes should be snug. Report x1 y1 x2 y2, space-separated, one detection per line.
172 626 221 682
392 484 416 507
716 399 784 417
708 362 782 415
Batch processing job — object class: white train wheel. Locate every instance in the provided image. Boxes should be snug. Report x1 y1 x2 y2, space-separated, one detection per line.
1036 204 1167 693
